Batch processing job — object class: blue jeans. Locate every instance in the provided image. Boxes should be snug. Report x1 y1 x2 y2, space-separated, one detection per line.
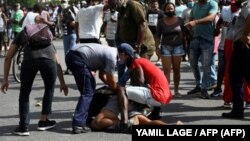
19 58 57 128
66 51 96 127
189 37 214 89
63 33 76 55
117 61 131 86
210 53 217 86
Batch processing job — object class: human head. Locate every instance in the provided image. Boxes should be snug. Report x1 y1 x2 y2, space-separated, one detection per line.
61 0 69 9
163 2 176 17
33 3 43 13
118 43 135 66
231 0 241 13
150 0 159 11
108 0 125 11
14 3 21 11
187 0 194 9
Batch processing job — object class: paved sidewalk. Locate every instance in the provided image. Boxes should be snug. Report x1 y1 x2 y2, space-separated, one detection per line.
0 39 249 141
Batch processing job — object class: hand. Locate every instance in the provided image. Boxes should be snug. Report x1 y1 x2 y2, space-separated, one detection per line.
60 84 68 96
76 38 80 44
241 35 250 49
91 71 96 77
185 20 196 29
1 80 9 94
156 48 161 57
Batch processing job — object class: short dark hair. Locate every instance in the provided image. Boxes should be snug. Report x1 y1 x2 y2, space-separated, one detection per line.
163 2 175 12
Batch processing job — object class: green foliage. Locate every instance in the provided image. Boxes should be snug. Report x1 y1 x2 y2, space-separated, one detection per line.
5 0 61 8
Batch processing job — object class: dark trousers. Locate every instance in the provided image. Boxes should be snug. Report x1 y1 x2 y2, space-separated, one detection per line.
66 51 96 127
230 41 250 114
19 58 57 128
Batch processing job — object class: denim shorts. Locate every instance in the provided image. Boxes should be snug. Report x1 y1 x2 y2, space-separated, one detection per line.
160 44 185 57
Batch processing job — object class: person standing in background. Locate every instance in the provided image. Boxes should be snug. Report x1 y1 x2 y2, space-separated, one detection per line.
146 0 164 65
222 0 250 119
60 0 79 74
185 0 218 99
11 3 23 37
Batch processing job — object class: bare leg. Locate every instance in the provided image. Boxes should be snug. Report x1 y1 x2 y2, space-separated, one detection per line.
91 109 120 130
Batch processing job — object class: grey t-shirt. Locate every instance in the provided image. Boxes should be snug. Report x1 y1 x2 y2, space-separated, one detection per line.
72 43 117 74
156 18 184 46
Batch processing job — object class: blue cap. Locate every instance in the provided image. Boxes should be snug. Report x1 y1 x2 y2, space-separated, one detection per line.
118 43 135 58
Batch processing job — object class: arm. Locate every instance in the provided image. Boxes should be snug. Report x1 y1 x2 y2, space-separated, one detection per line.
135 21 146 53
187 13 216 27
75 21 80 43
117 85 128 126
1 43 19 94
130 67 145 86
55 54 68 96
98 70 117 90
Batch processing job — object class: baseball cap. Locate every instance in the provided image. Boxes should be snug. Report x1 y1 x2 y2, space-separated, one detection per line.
118 43 136 58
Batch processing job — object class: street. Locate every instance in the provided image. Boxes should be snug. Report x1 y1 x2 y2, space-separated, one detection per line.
0 38 249 141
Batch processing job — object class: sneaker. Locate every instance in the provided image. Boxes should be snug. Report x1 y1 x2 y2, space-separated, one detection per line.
72 126 91 134
210 88 222 97
64 69 70 75
207 83 217 91
222 112 244 119
174 92 182 98
245 103 250 109
155 61 162 66
37 119 56 131
187 86 201 95
13 126 30 136
199 89 210 99
223 102 232 108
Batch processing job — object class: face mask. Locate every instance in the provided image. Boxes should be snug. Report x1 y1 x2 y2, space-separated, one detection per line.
231 4 239 13
187 2 194 8
165 11 175 17
62 3 68 9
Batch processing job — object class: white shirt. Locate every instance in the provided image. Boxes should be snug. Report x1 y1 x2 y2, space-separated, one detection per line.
22 11 39 28
76 4 104 39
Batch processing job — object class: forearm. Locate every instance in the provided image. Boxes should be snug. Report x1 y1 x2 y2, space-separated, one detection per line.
75 22 80 40
155 37 160 49
136 21 146 45
195 14 216 25
118 86 128 124
3 56 12 82
3 44 18 82
57 63 66 86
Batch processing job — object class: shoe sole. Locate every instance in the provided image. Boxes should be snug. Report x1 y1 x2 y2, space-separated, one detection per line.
13 131 30 136
187 91 201 95
37 124 56 131
72 130 91 134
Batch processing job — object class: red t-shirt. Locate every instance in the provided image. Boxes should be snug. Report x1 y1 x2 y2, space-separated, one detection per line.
130 58 172 104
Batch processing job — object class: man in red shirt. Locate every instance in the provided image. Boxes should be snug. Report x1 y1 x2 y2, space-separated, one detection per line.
117 43 172 129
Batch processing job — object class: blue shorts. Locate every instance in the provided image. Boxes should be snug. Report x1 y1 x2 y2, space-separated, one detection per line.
160 45 185 57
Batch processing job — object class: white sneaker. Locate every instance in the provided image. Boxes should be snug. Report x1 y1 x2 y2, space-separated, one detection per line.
245 103 250 109
155 61 162 66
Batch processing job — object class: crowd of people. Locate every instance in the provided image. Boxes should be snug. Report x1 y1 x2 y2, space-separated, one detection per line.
0 0 250 136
